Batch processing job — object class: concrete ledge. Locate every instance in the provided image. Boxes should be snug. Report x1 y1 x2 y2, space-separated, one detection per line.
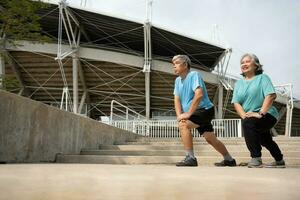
0 90 139 163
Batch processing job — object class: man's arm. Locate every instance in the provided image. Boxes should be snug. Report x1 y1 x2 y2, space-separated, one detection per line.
188 87 203 116
174 95 182 121
177 87 203 121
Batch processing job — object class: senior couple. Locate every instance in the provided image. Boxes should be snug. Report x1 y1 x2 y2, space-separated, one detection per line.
172 54 285 168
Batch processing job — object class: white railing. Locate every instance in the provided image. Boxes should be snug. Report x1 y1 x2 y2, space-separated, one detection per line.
111 119 242 138
110 100 146 121
212 119 242 137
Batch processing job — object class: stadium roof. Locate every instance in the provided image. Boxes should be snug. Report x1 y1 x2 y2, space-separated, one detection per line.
37 2 226 71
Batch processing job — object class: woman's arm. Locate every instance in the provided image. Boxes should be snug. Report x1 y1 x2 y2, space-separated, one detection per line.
241 93 277 119
233 103 247 119
260 93 276 115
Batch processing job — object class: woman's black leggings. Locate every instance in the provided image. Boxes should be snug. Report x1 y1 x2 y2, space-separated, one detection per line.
242 113 283 161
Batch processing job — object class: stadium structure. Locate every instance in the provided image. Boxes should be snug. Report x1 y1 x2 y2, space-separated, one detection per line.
1 0 299 138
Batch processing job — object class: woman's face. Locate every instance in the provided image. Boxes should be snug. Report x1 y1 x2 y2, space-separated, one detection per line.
240 56 257 75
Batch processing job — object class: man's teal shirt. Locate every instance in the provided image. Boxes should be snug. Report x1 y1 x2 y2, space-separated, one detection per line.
174 71 213 113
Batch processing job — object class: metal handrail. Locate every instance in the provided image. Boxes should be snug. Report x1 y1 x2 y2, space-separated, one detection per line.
110 100 146 122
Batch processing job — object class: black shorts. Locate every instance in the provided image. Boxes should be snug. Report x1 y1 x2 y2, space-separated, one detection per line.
188 107 214 135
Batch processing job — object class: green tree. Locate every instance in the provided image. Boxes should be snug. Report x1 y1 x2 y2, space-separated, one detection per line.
0 0 50 42
0 0 51 90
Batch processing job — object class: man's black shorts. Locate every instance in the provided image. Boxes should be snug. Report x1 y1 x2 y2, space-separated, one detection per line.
188 106 214 135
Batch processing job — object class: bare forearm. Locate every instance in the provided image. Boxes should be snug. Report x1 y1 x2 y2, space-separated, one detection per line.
174 97 182 117
188 95 202 115
234 103 247 119
187 87 203 115
260 94 276 114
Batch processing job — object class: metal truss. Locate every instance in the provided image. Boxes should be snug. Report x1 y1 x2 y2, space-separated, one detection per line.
56 0 81 113
214 48 233 119
275 84 294 137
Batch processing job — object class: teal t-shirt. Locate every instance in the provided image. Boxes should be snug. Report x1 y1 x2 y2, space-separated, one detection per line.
231 74 279 119
174 71 213 113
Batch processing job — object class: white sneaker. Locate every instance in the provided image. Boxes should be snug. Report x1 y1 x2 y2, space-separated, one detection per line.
264 160 286 168
248 157 263 168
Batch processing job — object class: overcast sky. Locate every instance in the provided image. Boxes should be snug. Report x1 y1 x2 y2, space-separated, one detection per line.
47 0 300 98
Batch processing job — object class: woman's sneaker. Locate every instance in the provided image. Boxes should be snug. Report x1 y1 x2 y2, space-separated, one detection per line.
248 157 263 168
176 156 198 167
264 160 286 168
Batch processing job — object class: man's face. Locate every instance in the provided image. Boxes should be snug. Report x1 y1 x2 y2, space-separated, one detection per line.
172 59 187 75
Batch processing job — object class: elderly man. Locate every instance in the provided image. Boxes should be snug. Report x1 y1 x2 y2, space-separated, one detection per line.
172 55 236 167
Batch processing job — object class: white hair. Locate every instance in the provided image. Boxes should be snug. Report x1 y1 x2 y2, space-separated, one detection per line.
172 55 191 69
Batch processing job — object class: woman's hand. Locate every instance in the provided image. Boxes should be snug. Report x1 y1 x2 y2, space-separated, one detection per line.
245 112 262 119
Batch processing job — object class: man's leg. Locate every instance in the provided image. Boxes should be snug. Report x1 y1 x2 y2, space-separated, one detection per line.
175 120 198 167
202 132 236 167
202 132 230 156
179 120 194 153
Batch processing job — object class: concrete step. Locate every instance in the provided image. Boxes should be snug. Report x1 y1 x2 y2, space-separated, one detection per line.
97 144 300 151
126 139 300 146
133 136 300 143
56 154 300 166
57 137 300 166
80 149 300 157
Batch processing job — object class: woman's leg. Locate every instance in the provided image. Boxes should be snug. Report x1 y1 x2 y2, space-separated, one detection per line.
242 117 262 158
258 114 283 161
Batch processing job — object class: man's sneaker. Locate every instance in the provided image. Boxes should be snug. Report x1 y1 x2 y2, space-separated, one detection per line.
264 160 286 168
248 157 263 168
214 159 237 167
176 156 198 167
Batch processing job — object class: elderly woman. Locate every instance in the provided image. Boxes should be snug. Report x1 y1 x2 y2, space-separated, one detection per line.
232 53 285 168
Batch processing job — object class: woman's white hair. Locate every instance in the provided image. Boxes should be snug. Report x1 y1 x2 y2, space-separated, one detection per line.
240 53 264 75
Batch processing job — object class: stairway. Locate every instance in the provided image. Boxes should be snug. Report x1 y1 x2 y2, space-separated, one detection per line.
56 136 300 166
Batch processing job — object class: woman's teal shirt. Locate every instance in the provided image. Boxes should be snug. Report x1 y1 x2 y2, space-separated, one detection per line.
232 74 279 119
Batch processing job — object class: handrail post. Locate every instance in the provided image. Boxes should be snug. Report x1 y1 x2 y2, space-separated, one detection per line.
110 100 115 124
237 119 242 137
126 109 129 131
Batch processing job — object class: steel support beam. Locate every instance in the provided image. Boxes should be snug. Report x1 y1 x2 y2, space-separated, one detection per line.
6 40 300 110
78 60 90 115
145 72 151 119
0 53 5 89
5 41 219 84
217 84 223 119
72 53 79 113
143 22 152 119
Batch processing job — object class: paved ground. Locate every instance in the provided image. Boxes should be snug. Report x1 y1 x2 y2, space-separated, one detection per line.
0 164 300 200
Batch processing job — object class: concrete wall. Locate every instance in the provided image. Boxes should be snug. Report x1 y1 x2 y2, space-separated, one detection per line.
0 90 139 163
